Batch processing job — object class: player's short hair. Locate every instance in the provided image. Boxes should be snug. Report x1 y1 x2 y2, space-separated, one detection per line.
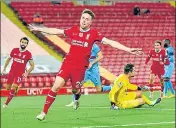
124 64 134 74
164 39 171 44
82 9 95 19
154 40 162 46
20 37 29 44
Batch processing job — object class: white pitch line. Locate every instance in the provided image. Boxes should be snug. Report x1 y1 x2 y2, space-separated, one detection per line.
61 106 175 111
73 121 175 128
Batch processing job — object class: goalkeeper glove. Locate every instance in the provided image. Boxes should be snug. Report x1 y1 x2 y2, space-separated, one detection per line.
141 85 150 91
138 85 150 91
110 102 119 110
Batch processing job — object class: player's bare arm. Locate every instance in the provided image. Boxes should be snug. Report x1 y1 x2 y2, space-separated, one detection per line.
23 60 35 78
102 37 142 55
2 57 11 74
88 51 103 69
28 24 64 35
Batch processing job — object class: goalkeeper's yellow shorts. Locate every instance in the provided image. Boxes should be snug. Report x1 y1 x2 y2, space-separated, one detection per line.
116 92 139 109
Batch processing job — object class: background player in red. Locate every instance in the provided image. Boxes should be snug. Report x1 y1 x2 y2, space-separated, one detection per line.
2 37 35 108
145 40 169 99
29 9 142 121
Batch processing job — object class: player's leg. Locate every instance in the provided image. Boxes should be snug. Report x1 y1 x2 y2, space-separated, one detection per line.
4 83 20 106
135 91 152 105
119 99 145 109
163 77 170 98
166 78 175 98
135 90 161 106
44 76 65 113
89 72 102 92
163 66 169 97
71 69 86 110
164 64 175 98
157 67 165 98
120 96 161 109
65 94 75 107
5 73 14 90
101 84 112 92
159 76 164 98
3 83 13 108
37 76 66 120
90 69 111 92
36 66 69 120
149 73 155 99
66 70 89 107
3 74 21 107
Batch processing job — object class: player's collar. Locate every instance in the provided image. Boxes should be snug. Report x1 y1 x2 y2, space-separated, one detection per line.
155 49 161 53
19 48 27 52
80 27 90 32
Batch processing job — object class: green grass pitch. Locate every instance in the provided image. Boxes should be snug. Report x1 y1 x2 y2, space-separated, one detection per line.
1 92 175 128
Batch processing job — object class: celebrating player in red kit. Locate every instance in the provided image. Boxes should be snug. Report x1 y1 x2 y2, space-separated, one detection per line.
145 40 169 99
2 37 35 108
29 9 142 120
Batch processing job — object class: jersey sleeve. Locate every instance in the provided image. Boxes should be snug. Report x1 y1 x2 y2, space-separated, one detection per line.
94 29 104 42
92 44 101 54
64 26 74 38
9 49 15 58
109 79 122 103
28 52 33 61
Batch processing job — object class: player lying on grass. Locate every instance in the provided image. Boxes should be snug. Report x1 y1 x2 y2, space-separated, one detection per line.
145 40 170 99
163 39 175 98
109 64 161 110
29 9 142 121
66 43 112 107
2 37 35 108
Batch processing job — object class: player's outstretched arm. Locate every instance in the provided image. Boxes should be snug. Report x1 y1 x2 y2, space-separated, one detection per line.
23 60 35 78
2 57 11 74
102 37 142 55
28 24 64 35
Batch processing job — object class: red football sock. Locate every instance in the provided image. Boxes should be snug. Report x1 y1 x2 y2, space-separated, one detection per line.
149 84 153 92
5 89 15 105
161 85 164 92
43 90 57 114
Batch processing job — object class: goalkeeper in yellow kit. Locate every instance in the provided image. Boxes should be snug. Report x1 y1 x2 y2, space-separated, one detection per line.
109 64 161 109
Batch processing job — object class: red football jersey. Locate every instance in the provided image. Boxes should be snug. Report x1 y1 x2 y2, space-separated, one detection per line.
63 26 104 69
145 49 169 70
9 48 33 75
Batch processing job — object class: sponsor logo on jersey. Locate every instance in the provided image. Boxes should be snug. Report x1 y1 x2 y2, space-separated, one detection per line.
72 40 88 47
14 58 25 63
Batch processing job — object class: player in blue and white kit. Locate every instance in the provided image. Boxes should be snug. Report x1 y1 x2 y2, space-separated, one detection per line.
163 39 175 98
66 43 112 106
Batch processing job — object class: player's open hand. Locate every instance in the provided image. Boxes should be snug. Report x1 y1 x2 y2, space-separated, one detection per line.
28 24 40 32
141 85 150 91
1 69 6 75
110 102 119 110
129 48 143 55
111 104 119 110
22 72 29 78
